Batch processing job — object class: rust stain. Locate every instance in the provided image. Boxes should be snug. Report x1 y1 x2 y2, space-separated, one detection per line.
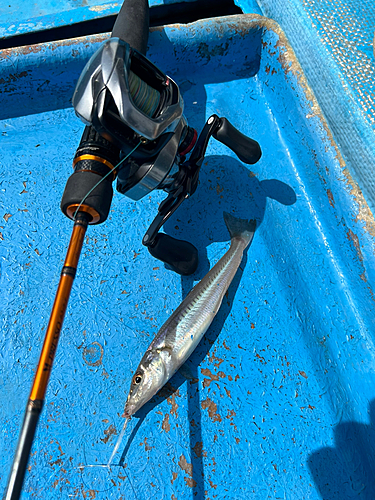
226 409 236 422
192 441 207 458
3 213 11 222
0 33 108 60
207 352 224 368
216 183 224 194
178 454 193 477
171 472 178 485
201 368 226 388
49 458 63 467
255 352 266 364
184 477 197 488
167 389 180 417
81 488 98 499
140 437 153 451
222 339 230 350
224 387 231 398
346 227 364 262
208 479 218 489
299 370 308 379
348 174 375 237
82 342 103 367
259 17 375 236
201 397 222 422
327 188 335 208
5 41 43 57
100 424 116 444
162 413 171 433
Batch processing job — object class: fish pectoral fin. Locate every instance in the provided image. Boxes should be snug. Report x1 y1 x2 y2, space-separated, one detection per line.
156 345 173 356
179 363 198 383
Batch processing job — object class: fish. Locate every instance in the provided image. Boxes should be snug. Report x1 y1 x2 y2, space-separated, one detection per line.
107 212 256 467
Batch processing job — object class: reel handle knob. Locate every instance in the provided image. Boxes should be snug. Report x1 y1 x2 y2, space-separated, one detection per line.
214 117 262 165
111 0 149 55
147 233 198 276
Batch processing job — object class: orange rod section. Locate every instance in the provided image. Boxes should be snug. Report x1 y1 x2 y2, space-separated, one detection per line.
29 217 88 401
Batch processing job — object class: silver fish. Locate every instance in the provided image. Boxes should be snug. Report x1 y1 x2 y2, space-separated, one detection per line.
107 212 255 467
124 211 256 418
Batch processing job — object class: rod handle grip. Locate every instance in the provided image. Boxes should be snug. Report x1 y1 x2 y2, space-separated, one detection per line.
111 0 149 55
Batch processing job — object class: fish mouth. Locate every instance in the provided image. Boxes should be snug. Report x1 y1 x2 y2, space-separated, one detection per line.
123 403 136 419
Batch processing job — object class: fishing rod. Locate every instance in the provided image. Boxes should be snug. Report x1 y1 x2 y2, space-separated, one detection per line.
4 1 261 498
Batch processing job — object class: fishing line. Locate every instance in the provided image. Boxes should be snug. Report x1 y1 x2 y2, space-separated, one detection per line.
74 426 139 500
73 140 142 220
128 70 160 118
74 444 116 495
107 417 131 467
76 417 130 471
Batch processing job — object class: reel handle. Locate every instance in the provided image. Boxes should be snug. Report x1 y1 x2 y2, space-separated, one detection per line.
213 117 262 165
148 234 199 276
142 114 262 275
111 0 149 55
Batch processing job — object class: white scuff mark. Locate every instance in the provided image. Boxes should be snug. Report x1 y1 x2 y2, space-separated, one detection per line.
89 3 119 12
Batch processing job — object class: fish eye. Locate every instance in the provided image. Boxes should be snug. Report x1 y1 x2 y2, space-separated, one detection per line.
134 375 142 384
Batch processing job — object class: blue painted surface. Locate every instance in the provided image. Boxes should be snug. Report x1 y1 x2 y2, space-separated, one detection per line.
1 14 375 499
0 0 196 38
237 0 375 213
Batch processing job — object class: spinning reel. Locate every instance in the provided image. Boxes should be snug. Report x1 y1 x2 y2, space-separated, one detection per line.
61 4 261 275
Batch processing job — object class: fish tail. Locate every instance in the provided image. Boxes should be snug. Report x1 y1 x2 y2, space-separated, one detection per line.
223 211 256 247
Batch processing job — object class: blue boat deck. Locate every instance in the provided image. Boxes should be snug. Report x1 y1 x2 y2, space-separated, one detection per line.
238 0 375 212
1 6 375 500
